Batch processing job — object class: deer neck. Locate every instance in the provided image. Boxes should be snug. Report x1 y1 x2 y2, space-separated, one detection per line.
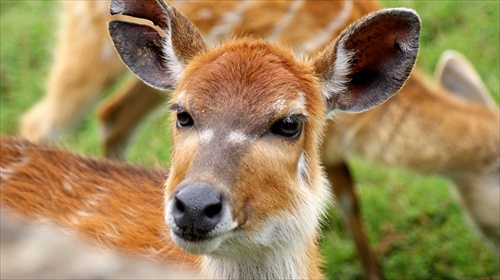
200 236 323 279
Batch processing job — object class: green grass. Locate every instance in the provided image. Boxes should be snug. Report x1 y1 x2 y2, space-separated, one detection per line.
1 1 499 279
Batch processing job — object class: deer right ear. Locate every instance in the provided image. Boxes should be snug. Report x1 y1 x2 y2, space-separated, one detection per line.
108 0 207 91
434 50 497 109
314 8 421 114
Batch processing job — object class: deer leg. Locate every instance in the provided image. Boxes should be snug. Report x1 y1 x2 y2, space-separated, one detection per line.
326 161 383 280
20 2 125 143
97 78 165 160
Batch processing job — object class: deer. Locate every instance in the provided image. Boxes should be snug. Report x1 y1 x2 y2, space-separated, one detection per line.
1 0 422 278
19 0 384 158
15 1 390 277
14 0 499 277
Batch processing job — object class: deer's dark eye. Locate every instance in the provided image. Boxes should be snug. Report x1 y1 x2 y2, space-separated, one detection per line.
177 111 194 128
270 115 304 139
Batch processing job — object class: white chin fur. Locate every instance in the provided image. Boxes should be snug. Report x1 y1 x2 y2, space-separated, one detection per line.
170 230 223 255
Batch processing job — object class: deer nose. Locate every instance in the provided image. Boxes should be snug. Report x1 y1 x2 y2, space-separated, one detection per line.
173 184 223 235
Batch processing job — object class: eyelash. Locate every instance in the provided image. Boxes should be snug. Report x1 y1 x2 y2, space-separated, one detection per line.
170 104 194 128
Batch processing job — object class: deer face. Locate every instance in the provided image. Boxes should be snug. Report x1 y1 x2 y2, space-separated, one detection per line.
163 42 328 256
108 0 419 258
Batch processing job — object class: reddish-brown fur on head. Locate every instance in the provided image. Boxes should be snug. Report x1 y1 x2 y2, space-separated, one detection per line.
165 37 329 254
167 38 326 195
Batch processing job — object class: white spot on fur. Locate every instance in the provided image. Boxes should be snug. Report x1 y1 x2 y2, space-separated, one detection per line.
76 210 91 217
205 0 252 44
68 214 80 225
298 0 353 54
0 168 12 181
297 152 309 192
272 99 286 112
83 192 106 209
95 185 106 192
197 8 214 20
268 0 303 42
226 130 251 145
1 155 29 181
63 181 74 195
176 91 186 106
288 93 308 116
199 129 215 144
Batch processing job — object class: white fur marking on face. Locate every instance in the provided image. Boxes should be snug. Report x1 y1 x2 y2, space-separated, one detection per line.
199 129 215 144
297 152 309 192
227 130 251 145
298 0 353 54
176 91 186 106
268 0 303 42
289 93 308 115
201 246 302 279
272 99 286 112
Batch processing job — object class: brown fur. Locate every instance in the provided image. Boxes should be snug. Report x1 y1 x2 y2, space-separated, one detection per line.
15 0 499 278
0 136 198 268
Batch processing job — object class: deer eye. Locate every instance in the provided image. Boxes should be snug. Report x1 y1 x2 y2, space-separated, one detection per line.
270 115 304 139
176 111 194 128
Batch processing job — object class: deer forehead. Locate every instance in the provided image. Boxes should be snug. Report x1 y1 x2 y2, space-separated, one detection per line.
172 40 322 133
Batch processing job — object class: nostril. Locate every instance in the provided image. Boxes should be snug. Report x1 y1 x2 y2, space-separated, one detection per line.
204 202 222 219
175 197 185 213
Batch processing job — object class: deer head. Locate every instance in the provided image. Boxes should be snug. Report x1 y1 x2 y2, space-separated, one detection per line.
108 0 419 277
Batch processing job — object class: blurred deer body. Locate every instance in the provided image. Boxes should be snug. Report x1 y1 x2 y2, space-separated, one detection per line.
0 137 199 271
322 55 500 253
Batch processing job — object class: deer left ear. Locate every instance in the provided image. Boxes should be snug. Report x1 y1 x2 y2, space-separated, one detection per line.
314 8 421 114
108 0 207 91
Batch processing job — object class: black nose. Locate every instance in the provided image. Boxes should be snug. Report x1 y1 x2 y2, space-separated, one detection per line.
173 184 223 235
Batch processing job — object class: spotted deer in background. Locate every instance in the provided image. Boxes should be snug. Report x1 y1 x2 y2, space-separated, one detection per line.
2 0 422 278
17 0 499 278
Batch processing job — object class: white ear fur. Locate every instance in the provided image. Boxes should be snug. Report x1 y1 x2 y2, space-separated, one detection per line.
161 16 183 85
322 44 356 106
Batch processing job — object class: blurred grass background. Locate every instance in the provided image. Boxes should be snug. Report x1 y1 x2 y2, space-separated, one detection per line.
1 0 499 279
